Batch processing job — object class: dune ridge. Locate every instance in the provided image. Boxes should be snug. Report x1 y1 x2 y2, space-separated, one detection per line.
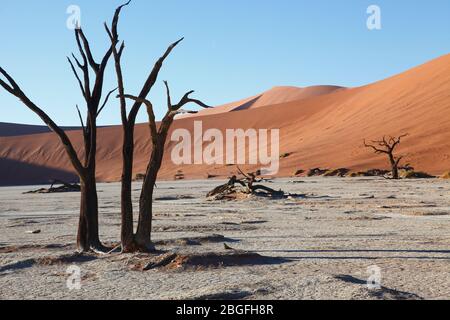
1 54 450 185
0 122 80 138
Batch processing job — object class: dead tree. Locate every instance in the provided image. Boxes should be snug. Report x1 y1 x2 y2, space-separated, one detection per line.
105 2 211 252
24 180 81 194
120 84 210 251
364 134 408 180
0 6 122 252
207 167 285 200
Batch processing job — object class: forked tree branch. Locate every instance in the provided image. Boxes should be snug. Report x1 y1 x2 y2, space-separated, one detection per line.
77 29 100 72
67 57 87 99
97 87 118 116
75 104 86 135
163 80 212 113
73 27 114 113
126 38 185 125
363 139 389 154
0 66 85 175
364 134 409 154
119 94 158 143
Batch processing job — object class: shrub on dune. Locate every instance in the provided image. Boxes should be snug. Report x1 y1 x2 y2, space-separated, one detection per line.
441 171 450 179
400 170 435 179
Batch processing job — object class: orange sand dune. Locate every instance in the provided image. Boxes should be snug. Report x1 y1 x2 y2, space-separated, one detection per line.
183 85 344 117
1 54 450 185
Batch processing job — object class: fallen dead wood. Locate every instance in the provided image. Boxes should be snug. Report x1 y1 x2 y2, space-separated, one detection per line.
207 167 290 200
24 180 81 194
143 253 178 270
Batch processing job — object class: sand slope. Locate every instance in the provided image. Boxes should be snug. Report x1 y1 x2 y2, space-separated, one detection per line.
1 54 450 185
183 85 344 117
0 122 80 138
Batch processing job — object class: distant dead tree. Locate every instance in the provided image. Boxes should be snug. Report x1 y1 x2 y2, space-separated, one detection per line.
364 134 408 180
0 5 124 252
105 1 211 252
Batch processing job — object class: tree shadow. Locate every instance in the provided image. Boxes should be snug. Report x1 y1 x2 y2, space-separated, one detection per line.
0 243 74 254
334 274 423 300
334 274 367 285
144 251 291 271
0 253 97 274
193 290 254 300
257 249 450 254
0 258 36 274
155 234 240 247
255 248 450 261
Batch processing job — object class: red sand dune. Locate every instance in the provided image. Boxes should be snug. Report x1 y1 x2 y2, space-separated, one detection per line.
182 85 344 117
1 54 450 186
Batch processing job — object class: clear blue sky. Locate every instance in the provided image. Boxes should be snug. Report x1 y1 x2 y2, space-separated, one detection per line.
1 0 450 125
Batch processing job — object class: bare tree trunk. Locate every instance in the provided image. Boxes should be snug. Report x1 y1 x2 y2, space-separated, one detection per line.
389 153 399 180
135 138 165 250
120 128 136 252
127 84 209 251
77 173 102 252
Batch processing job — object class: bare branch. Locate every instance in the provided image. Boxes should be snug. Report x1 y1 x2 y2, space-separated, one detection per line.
112 1 131 39
364 139 389 154
119 94 157 140
163 80 211 112
394 134 409 148
237 166 251 180
97 87 118 116
71 53 84 70
172 90 212 111
127 37 185 124
73 31 91 100
0 67 85 175
74 30 88 66
75 104 86 135
105 19 127 125
0 74 15 95
0 66 20 94
118 41 125 58
163 80 172 111
67 57 86 99
77 29 100 72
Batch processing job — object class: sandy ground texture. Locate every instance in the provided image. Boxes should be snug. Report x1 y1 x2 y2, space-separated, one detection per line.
0 178 449 300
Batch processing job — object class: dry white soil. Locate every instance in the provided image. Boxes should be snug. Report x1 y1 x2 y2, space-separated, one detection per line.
0 178 449 300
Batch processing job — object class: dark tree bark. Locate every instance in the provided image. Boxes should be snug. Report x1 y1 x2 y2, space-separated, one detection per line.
0 4 122 252
118 87 210 252
106 2 210 252
364 134 408 180
105 2 188 252
134 84 210 250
